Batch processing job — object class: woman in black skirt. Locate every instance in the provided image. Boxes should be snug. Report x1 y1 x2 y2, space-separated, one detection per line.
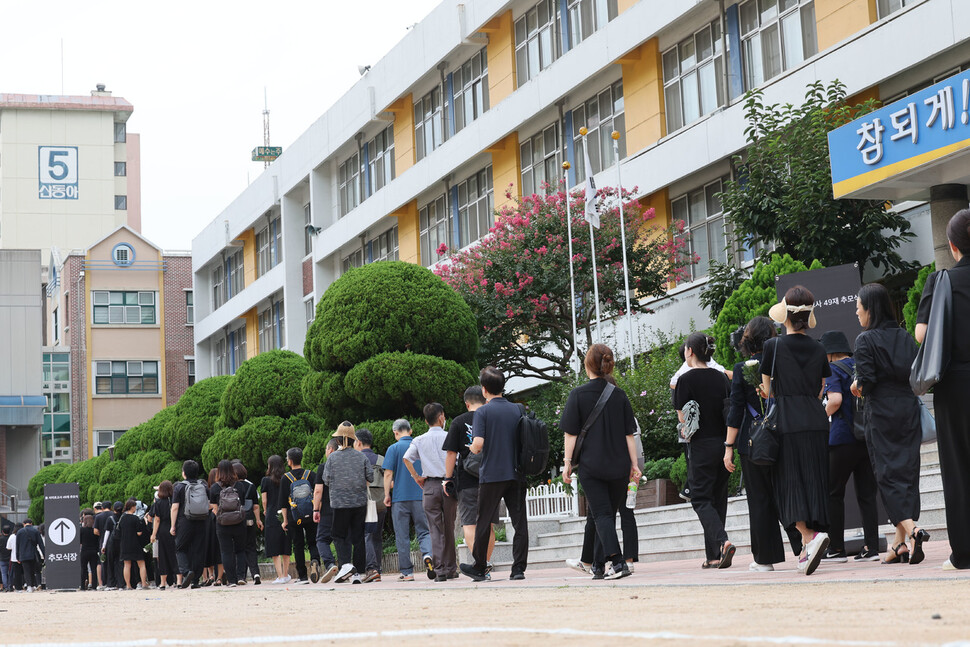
916 209 970 570
204 468 225 586
150 480 178 589
850 283 926 564
79 513 100 590
763 285 832 576
117 499 148 589
261 455 292 583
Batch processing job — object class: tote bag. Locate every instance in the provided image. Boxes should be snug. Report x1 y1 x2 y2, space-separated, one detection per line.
748 341 779 467
911 270 951 396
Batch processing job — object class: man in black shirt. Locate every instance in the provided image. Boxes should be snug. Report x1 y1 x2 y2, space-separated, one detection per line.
93 502 112 590
312 439 340 583
170 460 209 589
279 447 320 584
15 519 44 592
443 386 497 566
0 525 11 592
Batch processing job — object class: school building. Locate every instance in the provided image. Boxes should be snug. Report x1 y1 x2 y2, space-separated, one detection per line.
191 0 968 380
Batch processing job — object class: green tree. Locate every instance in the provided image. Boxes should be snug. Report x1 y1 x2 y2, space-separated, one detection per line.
220 350 312 429
435 187 691 381
903 263 934 337
721 80 914 275
165 375 233 459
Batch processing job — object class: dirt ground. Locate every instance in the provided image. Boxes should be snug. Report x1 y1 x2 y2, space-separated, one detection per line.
2 543 969 646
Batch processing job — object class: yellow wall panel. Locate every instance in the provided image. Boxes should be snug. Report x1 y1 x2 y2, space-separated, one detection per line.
238 228 256 288
482 11 517 104
619 39 666 154
386 94 416 175
815 0 877 51
244 308 259 356
392 201 421 264
617 0 638 13
488 133 521 211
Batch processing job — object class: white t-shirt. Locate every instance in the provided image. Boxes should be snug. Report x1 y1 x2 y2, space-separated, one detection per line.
6 533 16 562
669 358 727 388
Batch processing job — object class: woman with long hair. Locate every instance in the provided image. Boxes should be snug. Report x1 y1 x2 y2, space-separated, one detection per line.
203 467 225 586
724 316 799 570
117 499 148 590
150 480 178 589
561 344 640 580
210 459 254 587
851 282 926 564
79 513 100 590
763 285 832 575
261 454 292 583
674 333 733 569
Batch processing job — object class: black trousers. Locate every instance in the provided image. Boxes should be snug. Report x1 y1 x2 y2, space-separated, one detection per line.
287 518 319 580
365 509 386 572
175 519 206 585
11 562 23 590
581 500 639 568
243 522 260 579
828 442 880 552
473 479 528 575
81 549 99 589
688 440 729 562
215 522 247 583
934 371 970 568
741 454 802 563
580 473 626 566
22 560 40 588
332 506 367 574
104 545 121 588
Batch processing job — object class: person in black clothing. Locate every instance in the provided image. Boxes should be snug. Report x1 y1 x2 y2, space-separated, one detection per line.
724 317 802 571
851 283 927 564
150 480 178 589
232 461 263 584
204 467 225 586
279 447 320 584
102 502 124 589
262 455 292 583
764 285 832 576
117 499 148 589
916 209 970 570
210 459 256 587
80 513 100 590
675 333 734 569
312 439 340 584
15 519 44 591
0 524 13 591
561 344 641 580
93 501 112 588
171 460 209 589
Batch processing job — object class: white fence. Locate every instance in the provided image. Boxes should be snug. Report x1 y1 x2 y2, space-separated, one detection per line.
503 482 579 521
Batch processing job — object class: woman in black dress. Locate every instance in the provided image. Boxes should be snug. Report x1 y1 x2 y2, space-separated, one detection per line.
917 209 970 570
203 468 225 586
150 480 177 589
725 316 801 571
79 513 100 590
675 333 734 569
561 344 640 580
261 455 291 583
851 282 926 564
117 499 148 589
763 285 832 576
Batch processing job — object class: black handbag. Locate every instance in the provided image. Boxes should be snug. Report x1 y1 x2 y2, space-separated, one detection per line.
748 341 780 467
571 382 615 469
911 270 951 396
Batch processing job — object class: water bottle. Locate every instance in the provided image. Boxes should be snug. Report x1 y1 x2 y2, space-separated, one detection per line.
625 479 638 509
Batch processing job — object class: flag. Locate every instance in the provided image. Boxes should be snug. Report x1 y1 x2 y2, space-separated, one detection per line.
583 139 599 228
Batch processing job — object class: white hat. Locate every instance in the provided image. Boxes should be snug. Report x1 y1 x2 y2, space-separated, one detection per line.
768 297 817 328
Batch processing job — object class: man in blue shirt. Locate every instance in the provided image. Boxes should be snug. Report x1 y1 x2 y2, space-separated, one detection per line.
460 366 529 582
383 418 432 581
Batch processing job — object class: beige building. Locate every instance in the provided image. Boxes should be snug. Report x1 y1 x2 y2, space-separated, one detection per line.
0 86 141 267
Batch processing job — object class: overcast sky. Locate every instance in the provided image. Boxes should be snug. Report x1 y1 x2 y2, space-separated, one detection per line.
0 0 441 251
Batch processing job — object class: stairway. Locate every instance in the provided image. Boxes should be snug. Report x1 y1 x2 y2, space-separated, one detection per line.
465 441 944 570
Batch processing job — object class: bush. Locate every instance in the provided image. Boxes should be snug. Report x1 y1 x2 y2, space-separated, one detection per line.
98 459 134 488
26 463 70 524
643 457 676 481
220 350 313 429
60 460 101 508
158 461 184 485
202 415 315 476
125 473 156 504
711 254 822 368
903 262 934 337
669 451 742 495
131 449 175 476
114 407 175 460
167 375 233 458
93 482 127 507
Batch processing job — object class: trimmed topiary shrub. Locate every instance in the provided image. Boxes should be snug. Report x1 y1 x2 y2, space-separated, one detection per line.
130 449 176 476
158 461 184 485
202 415 315 475
903 262 934 337
220 350 312 429
166 375 233 458
26 463 70 524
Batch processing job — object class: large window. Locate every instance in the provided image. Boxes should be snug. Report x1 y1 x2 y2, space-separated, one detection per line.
876 0 915 18
341 227 399 274
663 21 725 133
415 88 445 162
42 352 71 466
187 359 196 386
228 326 247 374
672 177 730 282
42 352 70 384
214 338 228 376
338 152 363 216
454 49 489 133
211 264 225 310
521 123 563 196
94 360 159 395
256 216 282 276
515 0 560 86
92 291 156 325
96 430 126 456
114 122 126 143
367 126 395 193
572 81 625 185
186 291 194 325
457 167 495 249
420 195 450 267
740 0 817 90
258 300 285 353
567 0 618 47
226 249 244 300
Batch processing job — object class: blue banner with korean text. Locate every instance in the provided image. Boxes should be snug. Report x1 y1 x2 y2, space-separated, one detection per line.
828 69 970 198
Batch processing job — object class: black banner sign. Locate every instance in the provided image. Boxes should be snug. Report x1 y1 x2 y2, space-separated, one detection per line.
43 482 81 590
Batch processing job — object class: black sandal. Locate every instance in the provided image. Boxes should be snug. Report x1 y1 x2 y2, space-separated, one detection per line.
883 543 910 564
910 528 930 565
718 542 737 569
701 560 719 569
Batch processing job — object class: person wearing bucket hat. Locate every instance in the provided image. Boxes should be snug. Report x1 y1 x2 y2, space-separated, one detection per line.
760 285 832 576
819 330 881 564
322 421 373 584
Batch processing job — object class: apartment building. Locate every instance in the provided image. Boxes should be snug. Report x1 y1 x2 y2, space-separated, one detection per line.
192 0 966 380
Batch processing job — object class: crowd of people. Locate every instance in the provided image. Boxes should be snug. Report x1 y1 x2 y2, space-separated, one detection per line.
4 210 970 592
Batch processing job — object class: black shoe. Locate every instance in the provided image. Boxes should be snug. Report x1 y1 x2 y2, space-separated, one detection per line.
679 488 691 502
854 548 880 562
591 567 605 580
424 555 436 580
509 572 525 581
308 559 321 583
253 574 261 585
459 563 489 582
434 574 447 582
822 549 848 563
179 571 194 589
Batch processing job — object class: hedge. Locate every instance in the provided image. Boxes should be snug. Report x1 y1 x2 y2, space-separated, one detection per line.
165 375 232 458
219 350 312 429
903 262 934 337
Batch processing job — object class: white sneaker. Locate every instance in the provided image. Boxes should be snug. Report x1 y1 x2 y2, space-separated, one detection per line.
749 562 774 572
626 561 635 574
334 563 356 583
26 586 34 593
270 577 283 584
351 574 362 584
803 532 830 576
943 559 957 571
565 558 590 574
281 575 292 584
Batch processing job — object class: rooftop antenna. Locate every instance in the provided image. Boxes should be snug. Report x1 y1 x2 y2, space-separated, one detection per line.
251 87 281 167
262 88 271 169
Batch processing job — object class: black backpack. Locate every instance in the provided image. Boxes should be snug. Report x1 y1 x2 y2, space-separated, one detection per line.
831 359 866 441
516 404 549 477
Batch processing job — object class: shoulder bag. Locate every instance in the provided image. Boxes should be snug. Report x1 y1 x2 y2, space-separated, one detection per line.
911 270 951 396
748 341 780 466
571 382 615 470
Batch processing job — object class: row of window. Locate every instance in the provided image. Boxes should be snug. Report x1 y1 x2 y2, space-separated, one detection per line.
94 360 159 395
418 166 496 267
92 290 155 325
256 216 283 276
338 126 397 217
342 227 400 274
258 301 286 353
214 326 247 376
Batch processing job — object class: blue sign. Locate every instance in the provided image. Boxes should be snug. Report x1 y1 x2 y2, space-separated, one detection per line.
828 69 970 198
38 146 79 200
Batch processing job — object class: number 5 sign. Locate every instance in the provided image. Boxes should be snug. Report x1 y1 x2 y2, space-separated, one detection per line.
38 146 79 200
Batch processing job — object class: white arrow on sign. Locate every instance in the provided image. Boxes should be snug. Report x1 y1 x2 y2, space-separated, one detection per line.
49 517 77 546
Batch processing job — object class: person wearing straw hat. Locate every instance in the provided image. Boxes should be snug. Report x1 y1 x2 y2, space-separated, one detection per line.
762 285 832 576
322 421 373 584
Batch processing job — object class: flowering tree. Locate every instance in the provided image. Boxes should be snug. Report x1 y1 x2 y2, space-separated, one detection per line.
435 185 691 381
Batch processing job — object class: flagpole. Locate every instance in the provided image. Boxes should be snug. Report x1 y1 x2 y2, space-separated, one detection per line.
563 161 580 375
580 127 602 344
613 131 635 369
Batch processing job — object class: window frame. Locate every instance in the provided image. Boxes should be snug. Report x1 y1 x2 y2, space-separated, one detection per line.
114 195 127 210
185 290 194 325
739 0 818 91
367 125 396 194
94 359 159 395
457 166 495 249
114 161 127 177
514 0 561 86
662 20 726 133
414 87 445 162
671 176 733 283
338 151 363 217
454 48 489 133
567 0 618 48
419 195 451 267
572 80 626 186
520 122 563 196
92 290 157 325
